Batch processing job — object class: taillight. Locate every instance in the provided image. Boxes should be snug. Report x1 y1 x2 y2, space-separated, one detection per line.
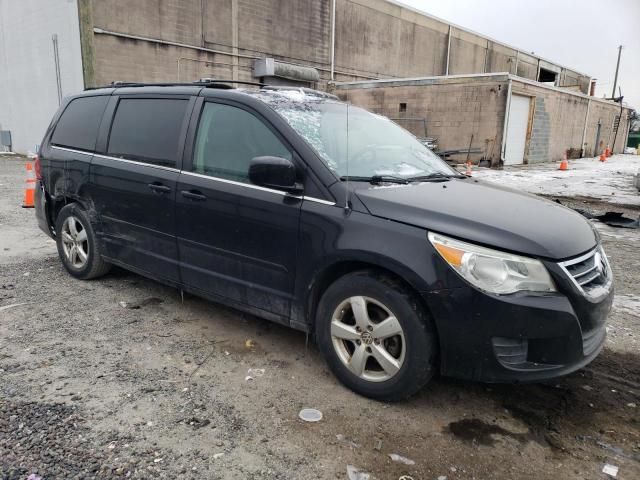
34 155 42 180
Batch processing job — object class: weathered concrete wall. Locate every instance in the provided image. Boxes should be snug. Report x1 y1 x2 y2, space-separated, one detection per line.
511 80 631 162
335 76 509 165
584 100 631 157
0 0 85 153
335 75 630 166
88 0 590 93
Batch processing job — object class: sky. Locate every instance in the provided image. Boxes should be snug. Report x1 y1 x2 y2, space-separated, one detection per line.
395 0 640 110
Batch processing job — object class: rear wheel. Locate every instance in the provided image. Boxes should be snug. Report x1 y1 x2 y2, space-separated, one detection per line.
55 203 111 280
315 270 437 401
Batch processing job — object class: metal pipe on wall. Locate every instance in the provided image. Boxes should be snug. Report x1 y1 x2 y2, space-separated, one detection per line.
445 25 452 75
330 0 336 81
500 77 513 163
93 27 378 82
581 98 591 156
52 34 62 106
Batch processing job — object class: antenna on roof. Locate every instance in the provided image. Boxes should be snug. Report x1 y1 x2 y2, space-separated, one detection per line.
345 102 351 212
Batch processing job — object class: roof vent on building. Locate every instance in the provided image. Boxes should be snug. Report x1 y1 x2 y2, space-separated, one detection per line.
253 58 320 83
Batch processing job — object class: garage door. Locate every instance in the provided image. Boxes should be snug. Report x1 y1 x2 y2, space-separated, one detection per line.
504 94 530 165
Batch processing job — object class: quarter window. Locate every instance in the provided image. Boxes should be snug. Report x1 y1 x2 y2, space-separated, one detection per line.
108 98 188 168
192 103 291 183
51 96 109 151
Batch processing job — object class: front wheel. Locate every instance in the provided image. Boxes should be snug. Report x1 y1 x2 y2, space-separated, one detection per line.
55 203 111 280
315 270 437 401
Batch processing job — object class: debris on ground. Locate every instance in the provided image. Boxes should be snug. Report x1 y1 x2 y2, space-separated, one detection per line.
602 463 619 477
336 434 360 448
346 464 370 480
119 297 164 309
245 368 265 381
553 199 640 229
244 338 256 349
298 408 323 422
388 453 416 465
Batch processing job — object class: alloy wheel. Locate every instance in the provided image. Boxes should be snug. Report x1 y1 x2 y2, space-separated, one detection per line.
330 296 406 382
60 215 89 269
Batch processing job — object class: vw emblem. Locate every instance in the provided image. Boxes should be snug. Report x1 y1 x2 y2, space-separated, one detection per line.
361 331 374 345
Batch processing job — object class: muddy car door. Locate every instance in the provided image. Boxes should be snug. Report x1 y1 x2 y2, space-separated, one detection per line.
89 94 195 284
176 98 302 318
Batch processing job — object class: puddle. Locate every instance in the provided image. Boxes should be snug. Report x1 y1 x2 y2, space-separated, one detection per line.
447 418 530 446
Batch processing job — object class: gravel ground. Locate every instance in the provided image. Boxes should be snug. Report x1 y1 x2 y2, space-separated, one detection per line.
1 155 639 479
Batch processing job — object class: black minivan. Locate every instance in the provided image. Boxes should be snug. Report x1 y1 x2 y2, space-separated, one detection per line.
35 81 613 401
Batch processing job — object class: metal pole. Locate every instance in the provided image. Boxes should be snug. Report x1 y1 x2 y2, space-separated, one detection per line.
330 0 336 81
500 78 513 163
611 45 622 98
445 25 452 75
52 34 62 106
231 0 238 81
581 98 591 156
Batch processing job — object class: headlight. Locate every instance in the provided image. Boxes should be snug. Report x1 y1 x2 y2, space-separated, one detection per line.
428 232 556 294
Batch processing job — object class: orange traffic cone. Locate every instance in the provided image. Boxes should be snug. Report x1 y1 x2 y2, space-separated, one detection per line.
22 162 36 208
558 151 568 171
599 149 607 162
464 161 472 176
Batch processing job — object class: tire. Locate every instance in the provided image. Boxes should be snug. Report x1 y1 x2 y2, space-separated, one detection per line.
55 203 111 280
315 270 437 401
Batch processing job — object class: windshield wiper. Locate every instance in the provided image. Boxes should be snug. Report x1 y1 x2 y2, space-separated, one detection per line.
406 172 465 182
340 175 409 185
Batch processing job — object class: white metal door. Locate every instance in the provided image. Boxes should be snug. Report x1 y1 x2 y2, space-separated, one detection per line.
504 94 530 165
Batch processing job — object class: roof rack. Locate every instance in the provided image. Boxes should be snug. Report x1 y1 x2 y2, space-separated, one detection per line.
86 78 266 91
260 85 339 100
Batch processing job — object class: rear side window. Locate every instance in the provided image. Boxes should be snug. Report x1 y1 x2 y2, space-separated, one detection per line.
51 96 109 151
193 102 291 183
108 98 188 168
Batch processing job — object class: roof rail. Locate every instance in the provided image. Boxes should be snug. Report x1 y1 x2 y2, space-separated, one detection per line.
260 85 339 100
86 78 266 91
197 78 266 87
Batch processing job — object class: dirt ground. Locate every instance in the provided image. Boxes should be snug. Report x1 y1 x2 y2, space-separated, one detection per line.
1 154 639 480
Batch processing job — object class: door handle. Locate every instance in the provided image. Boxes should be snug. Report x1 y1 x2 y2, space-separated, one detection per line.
148 183 171 194
181 190 207 201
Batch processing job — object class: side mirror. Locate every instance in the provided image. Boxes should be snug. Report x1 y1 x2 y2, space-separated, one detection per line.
249 156 302 194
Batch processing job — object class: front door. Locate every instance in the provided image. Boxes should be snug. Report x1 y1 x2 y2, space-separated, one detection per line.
90 96 193 283
176 100 301 317
504 94 531 165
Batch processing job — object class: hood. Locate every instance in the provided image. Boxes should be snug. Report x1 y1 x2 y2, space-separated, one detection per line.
355 178 596 260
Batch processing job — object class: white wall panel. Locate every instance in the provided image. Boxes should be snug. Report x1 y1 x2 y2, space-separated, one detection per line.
0 0 84 153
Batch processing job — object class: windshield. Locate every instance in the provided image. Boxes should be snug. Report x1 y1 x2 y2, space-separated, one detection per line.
272 101 457 179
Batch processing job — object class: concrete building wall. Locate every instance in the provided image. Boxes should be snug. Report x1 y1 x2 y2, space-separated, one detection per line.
85 0 591 94
511 79 631 161
0 0 85 153
336 76 509 165
335 75 630 166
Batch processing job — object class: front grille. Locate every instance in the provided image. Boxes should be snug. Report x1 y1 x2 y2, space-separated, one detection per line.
559 247 611 297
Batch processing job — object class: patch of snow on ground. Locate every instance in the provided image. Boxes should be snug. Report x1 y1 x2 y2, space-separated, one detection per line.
592 221 640 242
472 154 640 207
613 294 640 316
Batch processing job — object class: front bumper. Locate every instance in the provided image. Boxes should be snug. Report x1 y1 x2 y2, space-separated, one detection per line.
423 270 613 383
